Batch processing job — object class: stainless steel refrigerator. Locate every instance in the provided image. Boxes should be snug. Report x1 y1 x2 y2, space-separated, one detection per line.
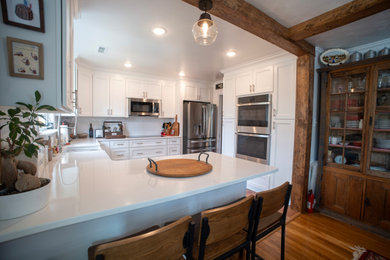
183 101 217 154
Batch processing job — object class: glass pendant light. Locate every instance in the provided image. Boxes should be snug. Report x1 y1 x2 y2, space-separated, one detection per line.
192 0 218 46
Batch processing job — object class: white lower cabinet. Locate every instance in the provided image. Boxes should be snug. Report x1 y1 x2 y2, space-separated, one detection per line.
270 119 295 188
221 118 236 157
100 137 181 160
110 148 130 160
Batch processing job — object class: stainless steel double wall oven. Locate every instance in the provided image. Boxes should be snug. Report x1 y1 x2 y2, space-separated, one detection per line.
236 94 271 164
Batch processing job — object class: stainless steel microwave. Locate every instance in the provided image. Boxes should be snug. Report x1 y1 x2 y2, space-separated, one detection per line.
128 98 160 117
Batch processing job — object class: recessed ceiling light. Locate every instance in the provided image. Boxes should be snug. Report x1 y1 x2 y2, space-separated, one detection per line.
226 51 236 57
153 27 167 36
179 71 185 77
124 62 132 68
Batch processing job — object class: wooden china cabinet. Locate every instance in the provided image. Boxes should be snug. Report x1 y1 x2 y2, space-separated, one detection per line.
317 55 390 232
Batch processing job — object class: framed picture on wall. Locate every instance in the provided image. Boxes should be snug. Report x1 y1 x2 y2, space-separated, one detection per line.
215 83 223 90
1 0 45 32
7 37 44 80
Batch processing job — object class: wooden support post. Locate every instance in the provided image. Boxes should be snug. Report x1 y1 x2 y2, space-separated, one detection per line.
291 54 314 212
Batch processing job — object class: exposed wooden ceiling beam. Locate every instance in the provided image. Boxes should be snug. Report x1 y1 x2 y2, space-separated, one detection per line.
288 0 390 41
182 0 314 57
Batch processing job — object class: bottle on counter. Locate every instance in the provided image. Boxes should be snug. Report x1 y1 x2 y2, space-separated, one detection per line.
89 123 94 138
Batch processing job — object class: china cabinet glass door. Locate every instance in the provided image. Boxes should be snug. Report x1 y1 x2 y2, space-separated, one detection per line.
326 70 368 170
368 66 390 177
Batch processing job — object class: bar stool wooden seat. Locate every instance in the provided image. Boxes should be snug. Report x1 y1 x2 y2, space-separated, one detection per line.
88 216 195 260
196 196 258 260
252 182 292 260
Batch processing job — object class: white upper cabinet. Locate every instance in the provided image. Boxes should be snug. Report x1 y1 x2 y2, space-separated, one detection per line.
109 77 126 117
253 66 274 93
236 71 252 96
77 67 93 116
182 84 211 102
160 82 176 118
144 81 162 100
92 73 126 117
223 74 236 118
92 74 110 116
126 79 144 99
273 60 296 120
126 79 161 100
199 88 211 102
236 65 273 96
183 85 198 101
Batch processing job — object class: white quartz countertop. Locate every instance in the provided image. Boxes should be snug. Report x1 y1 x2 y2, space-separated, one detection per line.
0 150 276 243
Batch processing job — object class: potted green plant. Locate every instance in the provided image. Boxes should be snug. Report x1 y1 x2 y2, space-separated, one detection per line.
0 91 56 219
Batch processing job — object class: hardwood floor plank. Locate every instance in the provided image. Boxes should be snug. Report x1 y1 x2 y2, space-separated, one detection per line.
254 213 390 260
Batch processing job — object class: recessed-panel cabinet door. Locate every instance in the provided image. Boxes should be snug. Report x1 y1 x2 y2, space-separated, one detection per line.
199 88 211 102
126 79 144 99
321 169 363 220
110 77 126 117
144 81 161 100
77 68 93 116
222 118 235 157
253 65 274 94
183 85 198 101
161 83 175 118
270 119 295 188
236 71 252 96
93 74 110 116
223 75 236 118
273 61 296 119
364 179 390 231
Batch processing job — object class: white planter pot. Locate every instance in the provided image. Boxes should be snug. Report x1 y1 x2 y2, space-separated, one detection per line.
0 179 51 220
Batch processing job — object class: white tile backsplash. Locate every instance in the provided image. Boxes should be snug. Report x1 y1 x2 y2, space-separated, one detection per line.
76 117 171 137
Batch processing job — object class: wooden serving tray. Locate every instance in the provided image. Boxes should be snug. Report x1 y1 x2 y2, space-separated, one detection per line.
146 158 212 177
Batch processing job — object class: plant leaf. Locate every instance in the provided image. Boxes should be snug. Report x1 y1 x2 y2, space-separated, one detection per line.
35 91 41 103
37 105 56 111
31 128 38 136
22 112 31 118
0 111 5 116
8 108 20 117
15 102 33 111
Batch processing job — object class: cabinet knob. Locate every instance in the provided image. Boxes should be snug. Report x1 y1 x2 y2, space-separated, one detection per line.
364 197 370 206
79 107 82 114
273 121 275 130
273 108 276 117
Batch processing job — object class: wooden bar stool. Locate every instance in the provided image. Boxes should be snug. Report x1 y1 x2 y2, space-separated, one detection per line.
252 182 292 260
196 195 259 260
88 216 195 260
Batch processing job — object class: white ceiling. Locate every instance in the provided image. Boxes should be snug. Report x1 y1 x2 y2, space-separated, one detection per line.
74 0 284 82
74 0 390 82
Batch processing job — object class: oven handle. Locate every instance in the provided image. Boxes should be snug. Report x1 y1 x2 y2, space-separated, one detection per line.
236 133 270 138
236 101 271 107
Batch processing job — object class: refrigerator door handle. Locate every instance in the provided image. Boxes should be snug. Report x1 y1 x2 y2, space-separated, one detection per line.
202 106 206 135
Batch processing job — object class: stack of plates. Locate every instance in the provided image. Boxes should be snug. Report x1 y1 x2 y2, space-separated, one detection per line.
376 139 390 149
346 120 359 128
375 119 390 129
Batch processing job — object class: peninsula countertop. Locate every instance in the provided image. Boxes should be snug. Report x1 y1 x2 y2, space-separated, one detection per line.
0 149 277 243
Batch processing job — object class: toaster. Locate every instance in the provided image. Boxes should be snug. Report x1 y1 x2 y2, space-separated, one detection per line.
95 129 103 138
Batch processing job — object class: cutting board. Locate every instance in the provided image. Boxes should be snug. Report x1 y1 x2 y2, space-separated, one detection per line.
171 115 179 136
146 158 212 177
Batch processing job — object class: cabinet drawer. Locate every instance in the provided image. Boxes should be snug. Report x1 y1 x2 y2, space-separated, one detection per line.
110 140 129 149
149 147 167 157
130 139 167 147
168 138 181 145
110 149 130 160
130 149 150 159
168 145 180 155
